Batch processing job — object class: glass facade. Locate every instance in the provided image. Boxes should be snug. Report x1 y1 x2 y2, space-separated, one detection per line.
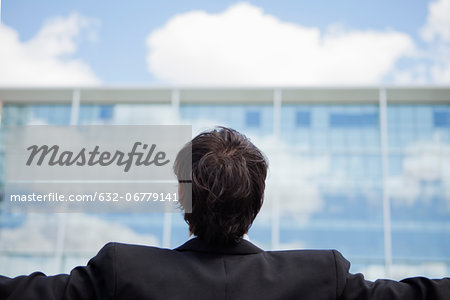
275 104 385 274
0 88 449 281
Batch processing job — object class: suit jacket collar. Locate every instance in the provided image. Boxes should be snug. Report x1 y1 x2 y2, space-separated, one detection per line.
175 237 263 255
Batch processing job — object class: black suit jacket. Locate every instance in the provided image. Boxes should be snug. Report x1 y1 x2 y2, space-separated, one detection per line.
1 238 449 299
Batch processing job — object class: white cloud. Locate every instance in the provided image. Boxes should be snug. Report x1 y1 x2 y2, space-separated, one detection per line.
429 44 450 84
146 2 414 86
420 0 450 42
400 0 450 85
0 213 159 276
0 13 100 86
0 214 159 254
388 140 450 208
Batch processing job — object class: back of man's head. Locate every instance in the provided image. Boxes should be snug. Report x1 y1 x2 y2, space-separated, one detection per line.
175 127 268 245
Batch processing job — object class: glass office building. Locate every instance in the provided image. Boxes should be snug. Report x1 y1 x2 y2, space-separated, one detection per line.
0 87 449 280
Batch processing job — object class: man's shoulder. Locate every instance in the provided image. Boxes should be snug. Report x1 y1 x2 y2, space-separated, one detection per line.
102 241 344 258
265 248 337 255
97 241 349 271
101 242 175 255
261 248 347 268
264 248 343 259
93 242 185 270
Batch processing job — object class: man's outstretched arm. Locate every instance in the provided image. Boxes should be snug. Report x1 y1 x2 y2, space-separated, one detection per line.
333 250 450 300
0 243 116 300
343 273 450 300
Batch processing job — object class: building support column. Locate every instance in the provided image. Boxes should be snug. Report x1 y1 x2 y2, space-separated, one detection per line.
271 89 282 249
379 87 392 277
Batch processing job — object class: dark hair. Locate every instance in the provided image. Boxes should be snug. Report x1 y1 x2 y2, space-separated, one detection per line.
174 127 268 245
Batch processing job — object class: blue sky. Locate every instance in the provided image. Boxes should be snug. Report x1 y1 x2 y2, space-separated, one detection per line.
1 0 449 86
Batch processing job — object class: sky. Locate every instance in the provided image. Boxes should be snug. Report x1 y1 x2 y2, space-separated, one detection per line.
0 0 449 86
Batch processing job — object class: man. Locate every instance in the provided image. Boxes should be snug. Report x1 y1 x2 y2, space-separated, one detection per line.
1 127 449 299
